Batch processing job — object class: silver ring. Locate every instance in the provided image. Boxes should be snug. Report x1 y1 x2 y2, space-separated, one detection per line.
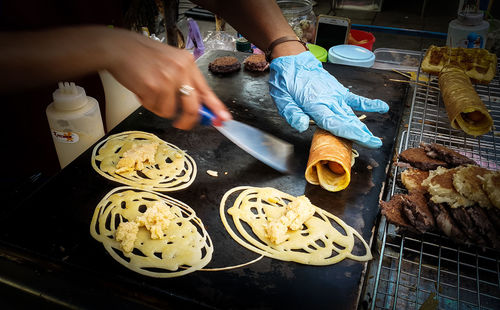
179 84 195 96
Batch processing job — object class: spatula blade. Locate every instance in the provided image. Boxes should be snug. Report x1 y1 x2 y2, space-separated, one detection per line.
214 120 294 173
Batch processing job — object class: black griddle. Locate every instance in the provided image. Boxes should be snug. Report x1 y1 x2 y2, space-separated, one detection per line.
0 51 407 309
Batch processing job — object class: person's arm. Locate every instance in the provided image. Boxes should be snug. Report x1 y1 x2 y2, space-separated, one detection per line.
0 26 231 130
0 27 109 91
191 0 306 59
192 1 389 148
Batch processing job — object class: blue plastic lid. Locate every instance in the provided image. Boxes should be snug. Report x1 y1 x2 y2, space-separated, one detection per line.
328 44 375 68
330 44 374 61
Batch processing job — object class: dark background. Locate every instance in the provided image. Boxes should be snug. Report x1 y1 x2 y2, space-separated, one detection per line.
0 0 126 202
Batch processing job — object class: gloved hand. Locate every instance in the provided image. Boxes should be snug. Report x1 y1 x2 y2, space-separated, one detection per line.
269 51 389 148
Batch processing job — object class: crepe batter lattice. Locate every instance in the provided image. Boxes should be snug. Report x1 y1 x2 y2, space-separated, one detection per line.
220 186 372 265
90 186 213 277
91 131 196 191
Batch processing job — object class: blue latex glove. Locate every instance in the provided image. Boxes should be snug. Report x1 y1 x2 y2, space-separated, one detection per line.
269 51 389 148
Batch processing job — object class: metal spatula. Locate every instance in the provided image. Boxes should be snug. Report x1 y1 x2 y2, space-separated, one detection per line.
200 106 294 173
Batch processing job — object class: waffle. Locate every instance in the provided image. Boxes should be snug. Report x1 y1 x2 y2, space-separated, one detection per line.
421 45 497 84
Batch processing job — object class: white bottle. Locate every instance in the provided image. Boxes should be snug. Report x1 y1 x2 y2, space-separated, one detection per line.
46 82 105 168
447 11 489 48
98 70 141 132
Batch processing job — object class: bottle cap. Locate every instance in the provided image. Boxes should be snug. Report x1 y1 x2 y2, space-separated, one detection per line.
457 11 484 26
52 82 88 111
236 37 252 53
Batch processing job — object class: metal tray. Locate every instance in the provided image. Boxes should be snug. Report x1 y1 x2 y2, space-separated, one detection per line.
363 54 500 309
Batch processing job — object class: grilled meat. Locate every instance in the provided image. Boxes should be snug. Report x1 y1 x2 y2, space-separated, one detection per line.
388 142 499 248
429 202 470 243
421 142 476 167
486 207 500 230
399 143 476 171
449 207 486 246
401 191 436 233
399 148 447 171
380 195 414 231
466 206 500 249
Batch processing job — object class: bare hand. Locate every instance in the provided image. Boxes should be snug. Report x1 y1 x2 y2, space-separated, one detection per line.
104 28 231 130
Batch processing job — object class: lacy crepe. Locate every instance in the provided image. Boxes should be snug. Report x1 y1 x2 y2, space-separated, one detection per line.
305 129 353 192
219 186 372 265
438 65 493 136
90 187 213 278
91 131 197 191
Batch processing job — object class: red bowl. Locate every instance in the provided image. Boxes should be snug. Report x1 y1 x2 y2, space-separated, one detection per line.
349 29 376 51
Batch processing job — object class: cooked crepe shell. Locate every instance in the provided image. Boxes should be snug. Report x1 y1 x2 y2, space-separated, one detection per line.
438 66 493 136
305 129 353 192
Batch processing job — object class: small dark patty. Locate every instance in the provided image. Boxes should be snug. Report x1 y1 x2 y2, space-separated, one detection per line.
243 54 269 72
208 56 241 74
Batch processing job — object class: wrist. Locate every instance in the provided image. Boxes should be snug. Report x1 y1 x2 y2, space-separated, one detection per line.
271 40 308 59
265 36 308 62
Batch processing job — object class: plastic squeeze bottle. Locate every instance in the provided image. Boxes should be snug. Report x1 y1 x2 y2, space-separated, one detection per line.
99 70 141 131
46 82 105 168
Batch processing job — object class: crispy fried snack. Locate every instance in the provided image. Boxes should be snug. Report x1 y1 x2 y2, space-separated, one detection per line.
438 65 493 136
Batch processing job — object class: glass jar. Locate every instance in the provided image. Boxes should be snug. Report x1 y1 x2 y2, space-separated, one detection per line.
277 0 317 43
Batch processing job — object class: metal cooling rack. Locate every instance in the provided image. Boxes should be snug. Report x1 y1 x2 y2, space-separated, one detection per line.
364 55 500 309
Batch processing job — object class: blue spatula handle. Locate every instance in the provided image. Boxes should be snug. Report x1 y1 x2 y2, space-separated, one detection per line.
199 105 215 126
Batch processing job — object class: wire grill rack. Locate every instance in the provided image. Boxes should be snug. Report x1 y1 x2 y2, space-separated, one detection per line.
366 57 500 309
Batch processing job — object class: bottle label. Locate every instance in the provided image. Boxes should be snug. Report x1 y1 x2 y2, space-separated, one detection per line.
465 32 484 48
51 130 80 143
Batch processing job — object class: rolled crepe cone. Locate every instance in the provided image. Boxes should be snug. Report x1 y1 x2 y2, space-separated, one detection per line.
438 65 493 136
305 129 353 192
